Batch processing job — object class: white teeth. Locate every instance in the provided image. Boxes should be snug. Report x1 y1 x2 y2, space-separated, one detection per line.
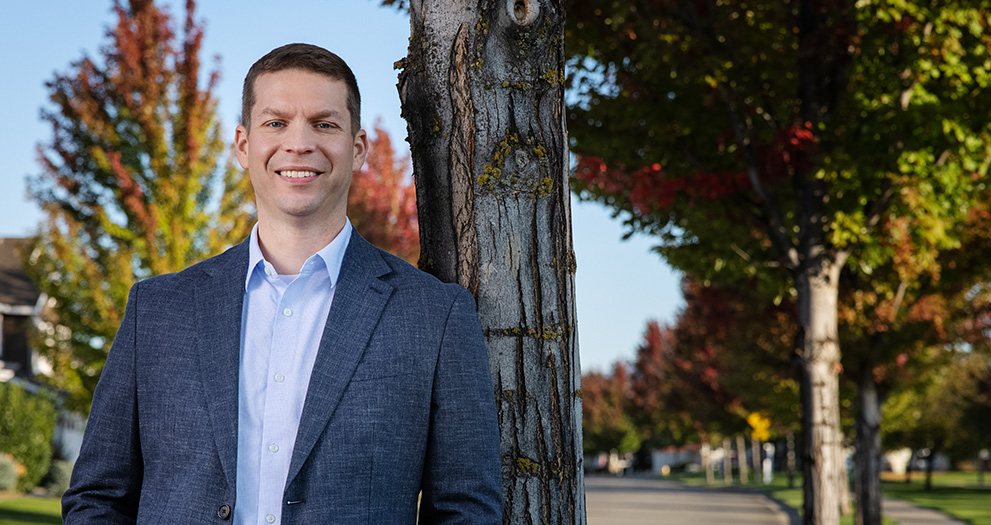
280 170 318 178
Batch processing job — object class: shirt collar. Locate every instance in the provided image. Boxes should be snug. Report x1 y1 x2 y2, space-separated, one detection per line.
245 218 353 290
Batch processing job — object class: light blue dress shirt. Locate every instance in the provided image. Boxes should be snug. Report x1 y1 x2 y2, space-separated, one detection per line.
235 220 352 525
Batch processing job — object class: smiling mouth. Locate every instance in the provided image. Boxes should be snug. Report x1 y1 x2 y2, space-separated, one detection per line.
278 170 320 178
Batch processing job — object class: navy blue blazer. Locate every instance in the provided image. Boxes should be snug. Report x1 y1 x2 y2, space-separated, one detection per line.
62 232 502 524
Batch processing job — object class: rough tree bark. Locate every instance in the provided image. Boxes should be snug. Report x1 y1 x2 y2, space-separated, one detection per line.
398 0 584 522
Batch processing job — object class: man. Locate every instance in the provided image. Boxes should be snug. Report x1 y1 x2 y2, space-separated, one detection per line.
62 43 502 524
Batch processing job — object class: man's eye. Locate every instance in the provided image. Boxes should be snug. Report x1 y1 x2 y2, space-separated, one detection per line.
316 122 335 129
266 121 285 128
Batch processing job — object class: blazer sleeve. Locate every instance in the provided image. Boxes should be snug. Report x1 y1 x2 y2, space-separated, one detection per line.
417 287 503 524
62 284 144 524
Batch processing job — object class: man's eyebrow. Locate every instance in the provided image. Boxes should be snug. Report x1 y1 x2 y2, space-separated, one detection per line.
256 108 344 120
258 107 291 119
309 109 344 120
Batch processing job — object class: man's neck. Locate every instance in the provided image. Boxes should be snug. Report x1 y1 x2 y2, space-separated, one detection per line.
256 216 346 275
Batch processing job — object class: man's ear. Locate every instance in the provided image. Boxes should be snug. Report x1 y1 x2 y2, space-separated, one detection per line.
352 128 369 172
235 125 249 169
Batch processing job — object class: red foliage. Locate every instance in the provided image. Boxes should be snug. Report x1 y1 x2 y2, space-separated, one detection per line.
573 121 819 215
764 121 818 177
582 363 632 430
628 321 682 420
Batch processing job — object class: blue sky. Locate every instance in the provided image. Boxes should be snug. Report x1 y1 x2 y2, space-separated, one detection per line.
0 0 682 371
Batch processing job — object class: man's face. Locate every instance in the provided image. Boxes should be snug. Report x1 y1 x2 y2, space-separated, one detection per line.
235 69 367 227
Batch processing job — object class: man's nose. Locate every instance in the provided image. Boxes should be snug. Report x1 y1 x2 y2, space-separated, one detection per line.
283 125 315 154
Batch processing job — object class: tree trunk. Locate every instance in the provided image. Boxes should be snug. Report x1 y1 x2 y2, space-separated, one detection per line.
399 1 583 522
702 441 714 485
905 451 913 484
737 435 749 485
752 437 762 484
838 448 852 516
978 450 987 486
854 360 883 525
787 429 797 489
723 438 733 484
796 267 845 525
925 444 939 491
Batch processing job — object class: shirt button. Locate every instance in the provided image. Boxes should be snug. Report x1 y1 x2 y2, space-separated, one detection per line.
274 373 285 383
264 266 274 276
269 443 279 453
266 514 276 523
283 307 292 317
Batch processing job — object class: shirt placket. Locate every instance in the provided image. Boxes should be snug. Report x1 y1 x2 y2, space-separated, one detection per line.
256 267 314 525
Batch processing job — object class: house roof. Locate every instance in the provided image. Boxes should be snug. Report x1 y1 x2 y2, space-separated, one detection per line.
0 238 42 309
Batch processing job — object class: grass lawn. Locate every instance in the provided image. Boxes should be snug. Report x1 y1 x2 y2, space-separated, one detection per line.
0 494 62 525
881 471 991 525
668 470 991 524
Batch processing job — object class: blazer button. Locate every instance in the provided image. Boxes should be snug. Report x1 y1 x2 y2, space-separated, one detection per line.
218 504 232 520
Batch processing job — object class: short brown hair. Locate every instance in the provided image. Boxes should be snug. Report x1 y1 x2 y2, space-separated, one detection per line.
241 43 361 135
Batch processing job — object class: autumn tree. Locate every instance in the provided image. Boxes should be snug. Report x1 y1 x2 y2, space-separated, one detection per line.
880 284 991 491
581 363 640 455
348 122 419 264
593 281 803 475
835 185 991 523
838 288 948 524
396 0 582 521
583 282 805 479
566 2 991 522
662 279 806 485
883 349 991 490
628 321 698 444
27 0 252 413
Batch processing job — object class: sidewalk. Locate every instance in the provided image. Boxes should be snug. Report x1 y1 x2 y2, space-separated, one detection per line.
586 475 793 524
585 474 966 524
881 496 967 524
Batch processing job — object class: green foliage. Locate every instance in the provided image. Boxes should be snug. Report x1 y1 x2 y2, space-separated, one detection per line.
0 382 57 492
27 0 254 414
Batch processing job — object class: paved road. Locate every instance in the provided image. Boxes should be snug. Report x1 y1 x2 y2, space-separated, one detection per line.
585 475 796 525
585 475 966 524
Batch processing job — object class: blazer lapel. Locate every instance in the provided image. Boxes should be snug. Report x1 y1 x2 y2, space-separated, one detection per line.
286 234 394 485
194 240 249 491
